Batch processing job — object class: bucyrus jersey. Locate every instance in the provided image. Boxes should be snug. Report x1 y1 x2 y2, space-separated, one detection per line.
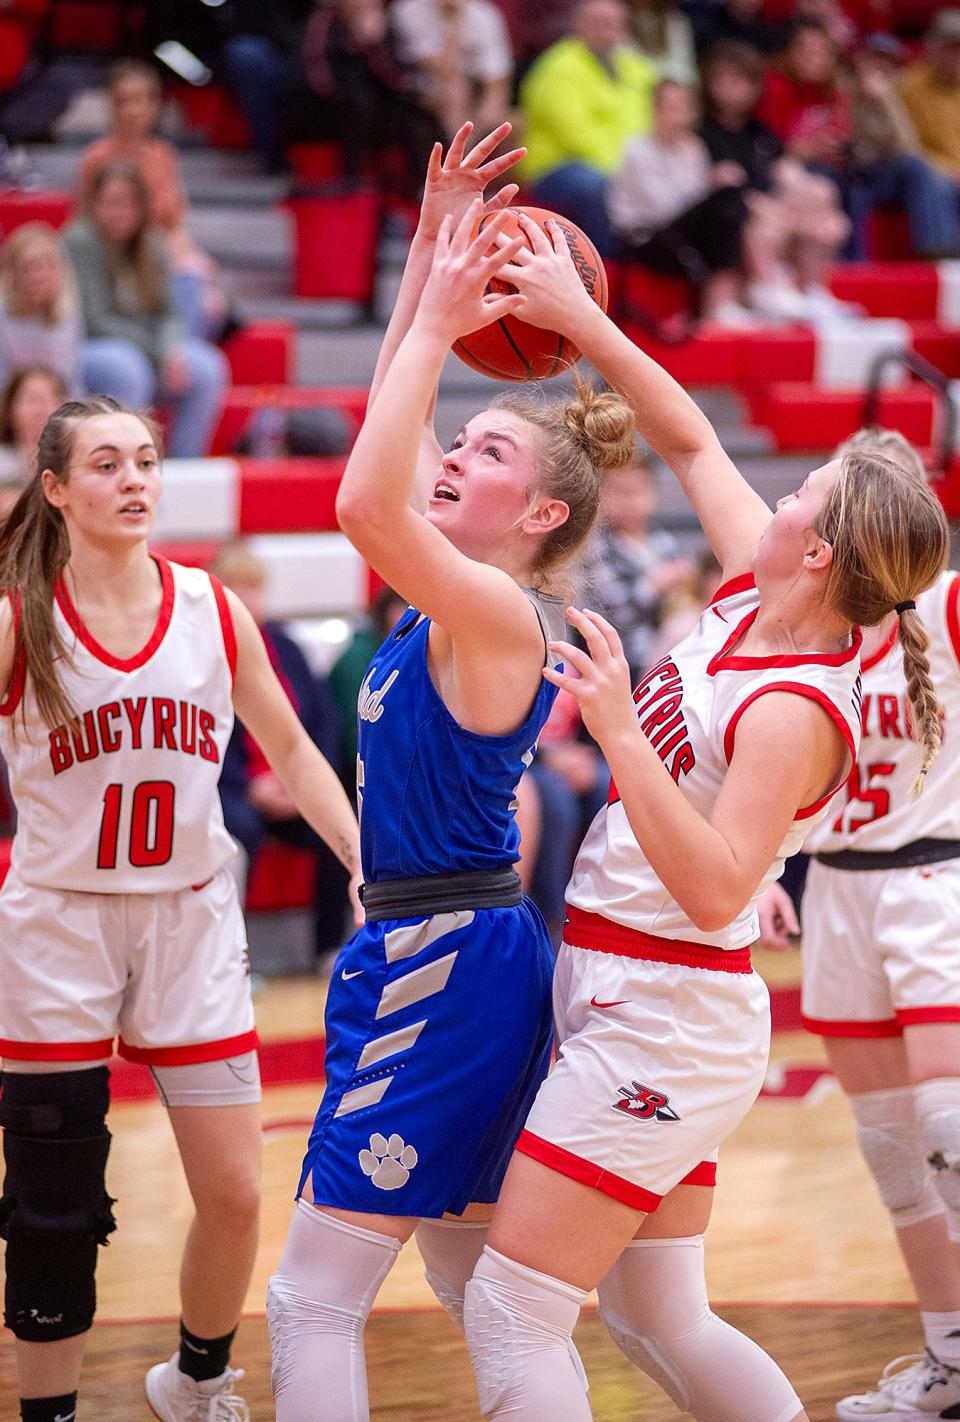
0 557 238 893
566 574 864 950
805 570 960 855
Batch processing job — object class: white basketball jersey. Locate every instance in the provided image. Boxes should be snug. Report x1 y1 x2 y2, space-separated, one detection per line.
567 575 864 950
0 557 238 893
805 569 960 854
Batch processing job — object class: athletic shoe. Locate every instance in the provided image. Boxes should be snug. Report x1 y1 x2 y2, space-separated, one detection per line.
836 1350 960 1418
145 1353 250 1421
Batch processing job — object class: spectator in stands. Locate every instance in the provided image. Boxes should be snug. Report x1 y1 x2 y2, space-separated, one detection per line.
648 544 722 664
327 584 407 783
391 0 514 139
792 0 857 53
76 60 228 340
582 449 690 682
0 365 67 484
626 0 697 82
519 0 658 255
689 0 790 60
295 0 441 198
214 541 350 958
65 162 229 459
757 20 851 180
848 34 960 259
220 0 313 173
0 223 82 392
608 77 754 324
700 41 855 321
900 9 960 183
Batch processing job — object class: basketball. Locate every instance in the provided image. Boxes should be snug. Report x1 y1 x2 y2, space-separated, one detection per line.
452 206 608 381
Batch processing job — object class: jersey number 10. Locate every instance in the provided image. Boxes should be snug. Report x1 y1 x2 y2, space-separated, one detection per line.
97 781 176 869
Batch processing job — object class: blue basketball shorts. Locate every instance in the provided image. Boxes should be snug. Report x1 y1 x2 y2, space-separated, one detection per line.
298 899 555 1218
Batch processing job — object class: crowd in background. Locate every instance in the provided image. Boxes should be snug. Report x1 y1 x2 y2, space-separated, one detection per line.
0 0 958 953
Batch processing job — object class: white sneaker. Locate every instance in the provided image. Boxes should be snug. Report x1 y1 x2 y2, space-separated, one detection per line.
145 1353 250 1422
836 1350 960 1419
747 279 810 322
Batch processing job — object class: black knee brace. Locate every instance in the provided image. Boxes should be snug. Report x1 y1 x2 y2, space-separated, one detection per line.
0 1066 116 1341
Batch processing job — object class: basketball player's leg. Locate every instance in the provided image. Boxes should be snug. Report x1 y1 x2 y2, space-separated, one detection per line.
599 1184 808 1422
1 1061 116 1412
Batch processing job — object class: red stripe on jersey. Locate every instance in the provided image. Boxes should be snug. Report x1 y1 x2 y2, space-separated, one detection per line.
723 682 857 819
0 1036 114 1060
117 1028 259 1065
564 905 753 971
897 1005 960 1026
515 1130 664 1212
708 607 862 674
55 555 175 671
680 1159 718 1187
861 620 899 673
801 1013 901 1038
709 572 756 606
0 590 25 716
946 574 960 669
208 573 238 684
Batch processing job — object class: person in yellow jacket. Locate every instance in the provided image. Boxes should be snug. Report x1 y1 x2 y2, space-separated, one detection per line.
519 0 657 255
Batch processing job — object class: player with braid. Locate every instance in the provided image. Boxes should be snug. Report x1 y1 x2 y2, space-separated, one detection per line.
455 218 950 1422
0 396 361 1422
763 429 960 1420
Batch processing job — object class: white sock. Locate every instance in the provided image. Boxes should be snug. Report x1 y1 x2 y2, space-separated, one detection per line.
267 1200 401 1422
922 1309 960 1368
415 1218 489 1330
464 1245 591 1419
598 1237 802 1422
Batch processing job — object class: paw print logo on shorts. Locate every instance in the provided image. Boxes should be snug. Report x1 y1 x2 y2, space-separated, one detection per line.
359 1132 418 1190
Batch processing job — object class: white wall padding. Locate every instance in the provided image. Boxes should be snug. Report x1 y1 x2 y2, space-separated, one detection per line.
937 261 960 328
247 533 367 618
813 318 910 390
153 458 239 540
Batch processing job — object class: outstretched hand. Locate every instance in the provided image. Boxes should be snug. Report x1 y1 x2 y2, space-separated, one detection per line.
418 121 526 243
415 200 526 343
543 607 638 750
496 212 599 336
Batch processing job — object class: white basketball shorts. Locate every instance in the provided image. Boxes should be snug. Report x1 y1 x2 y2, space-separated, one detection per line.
801 856 960 1037
517 907 770 1212
0 866 257 1065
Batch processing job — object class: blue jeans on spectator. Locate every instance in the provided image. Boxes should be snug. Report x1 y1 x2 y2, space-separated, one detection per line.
221 34 293 172
82 337 228 458
847 153 959 260
531 164 617 258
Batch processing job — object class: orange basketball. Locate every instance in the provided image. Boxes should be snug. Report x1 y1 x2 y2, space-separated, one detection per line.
452 206 608 382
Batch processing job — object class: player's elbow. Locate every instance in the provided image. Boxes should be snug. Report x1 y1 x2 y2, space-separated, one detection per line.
680 885 749 935
335 482 364 537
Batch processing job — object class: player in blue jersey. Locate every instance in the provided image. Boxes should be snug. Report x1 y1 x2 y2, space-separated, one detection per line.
266 123 636 1420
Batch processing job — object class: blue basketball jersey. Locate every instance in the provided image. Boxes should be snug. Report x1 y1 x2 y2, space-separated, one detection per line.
299 589 568 1218
356 592 566 881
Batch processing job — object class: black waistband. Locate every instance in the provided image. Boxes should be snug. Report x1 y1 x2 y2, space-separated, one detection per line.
815 837 960 871
359 867 523 921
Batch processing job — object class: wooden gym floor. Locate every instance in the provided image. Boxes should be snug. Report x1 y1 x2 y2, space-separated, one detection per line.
0 949 927 1419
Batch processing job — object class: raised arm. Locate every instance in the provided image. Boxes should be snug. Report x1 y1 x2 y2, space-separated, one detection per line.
366 123 525 510
499 216 773 579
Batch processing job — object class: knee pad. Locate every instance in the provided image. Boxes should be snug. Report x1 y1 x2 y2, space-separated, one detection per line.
916 1078 960 1237
850 1087 943 1227
464 1246 589 1418
267 1200 400 1400
599 1238 801 1422
0 1066 115 1341
415 1218 488 1331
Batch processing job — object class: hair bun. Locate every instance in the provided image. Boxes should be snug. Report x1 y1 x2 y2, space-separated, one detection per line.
561 379 636 472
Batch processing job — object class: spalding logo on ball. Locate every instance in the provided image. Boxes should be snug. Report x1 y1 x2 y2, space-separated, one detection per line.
452 206 608 382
